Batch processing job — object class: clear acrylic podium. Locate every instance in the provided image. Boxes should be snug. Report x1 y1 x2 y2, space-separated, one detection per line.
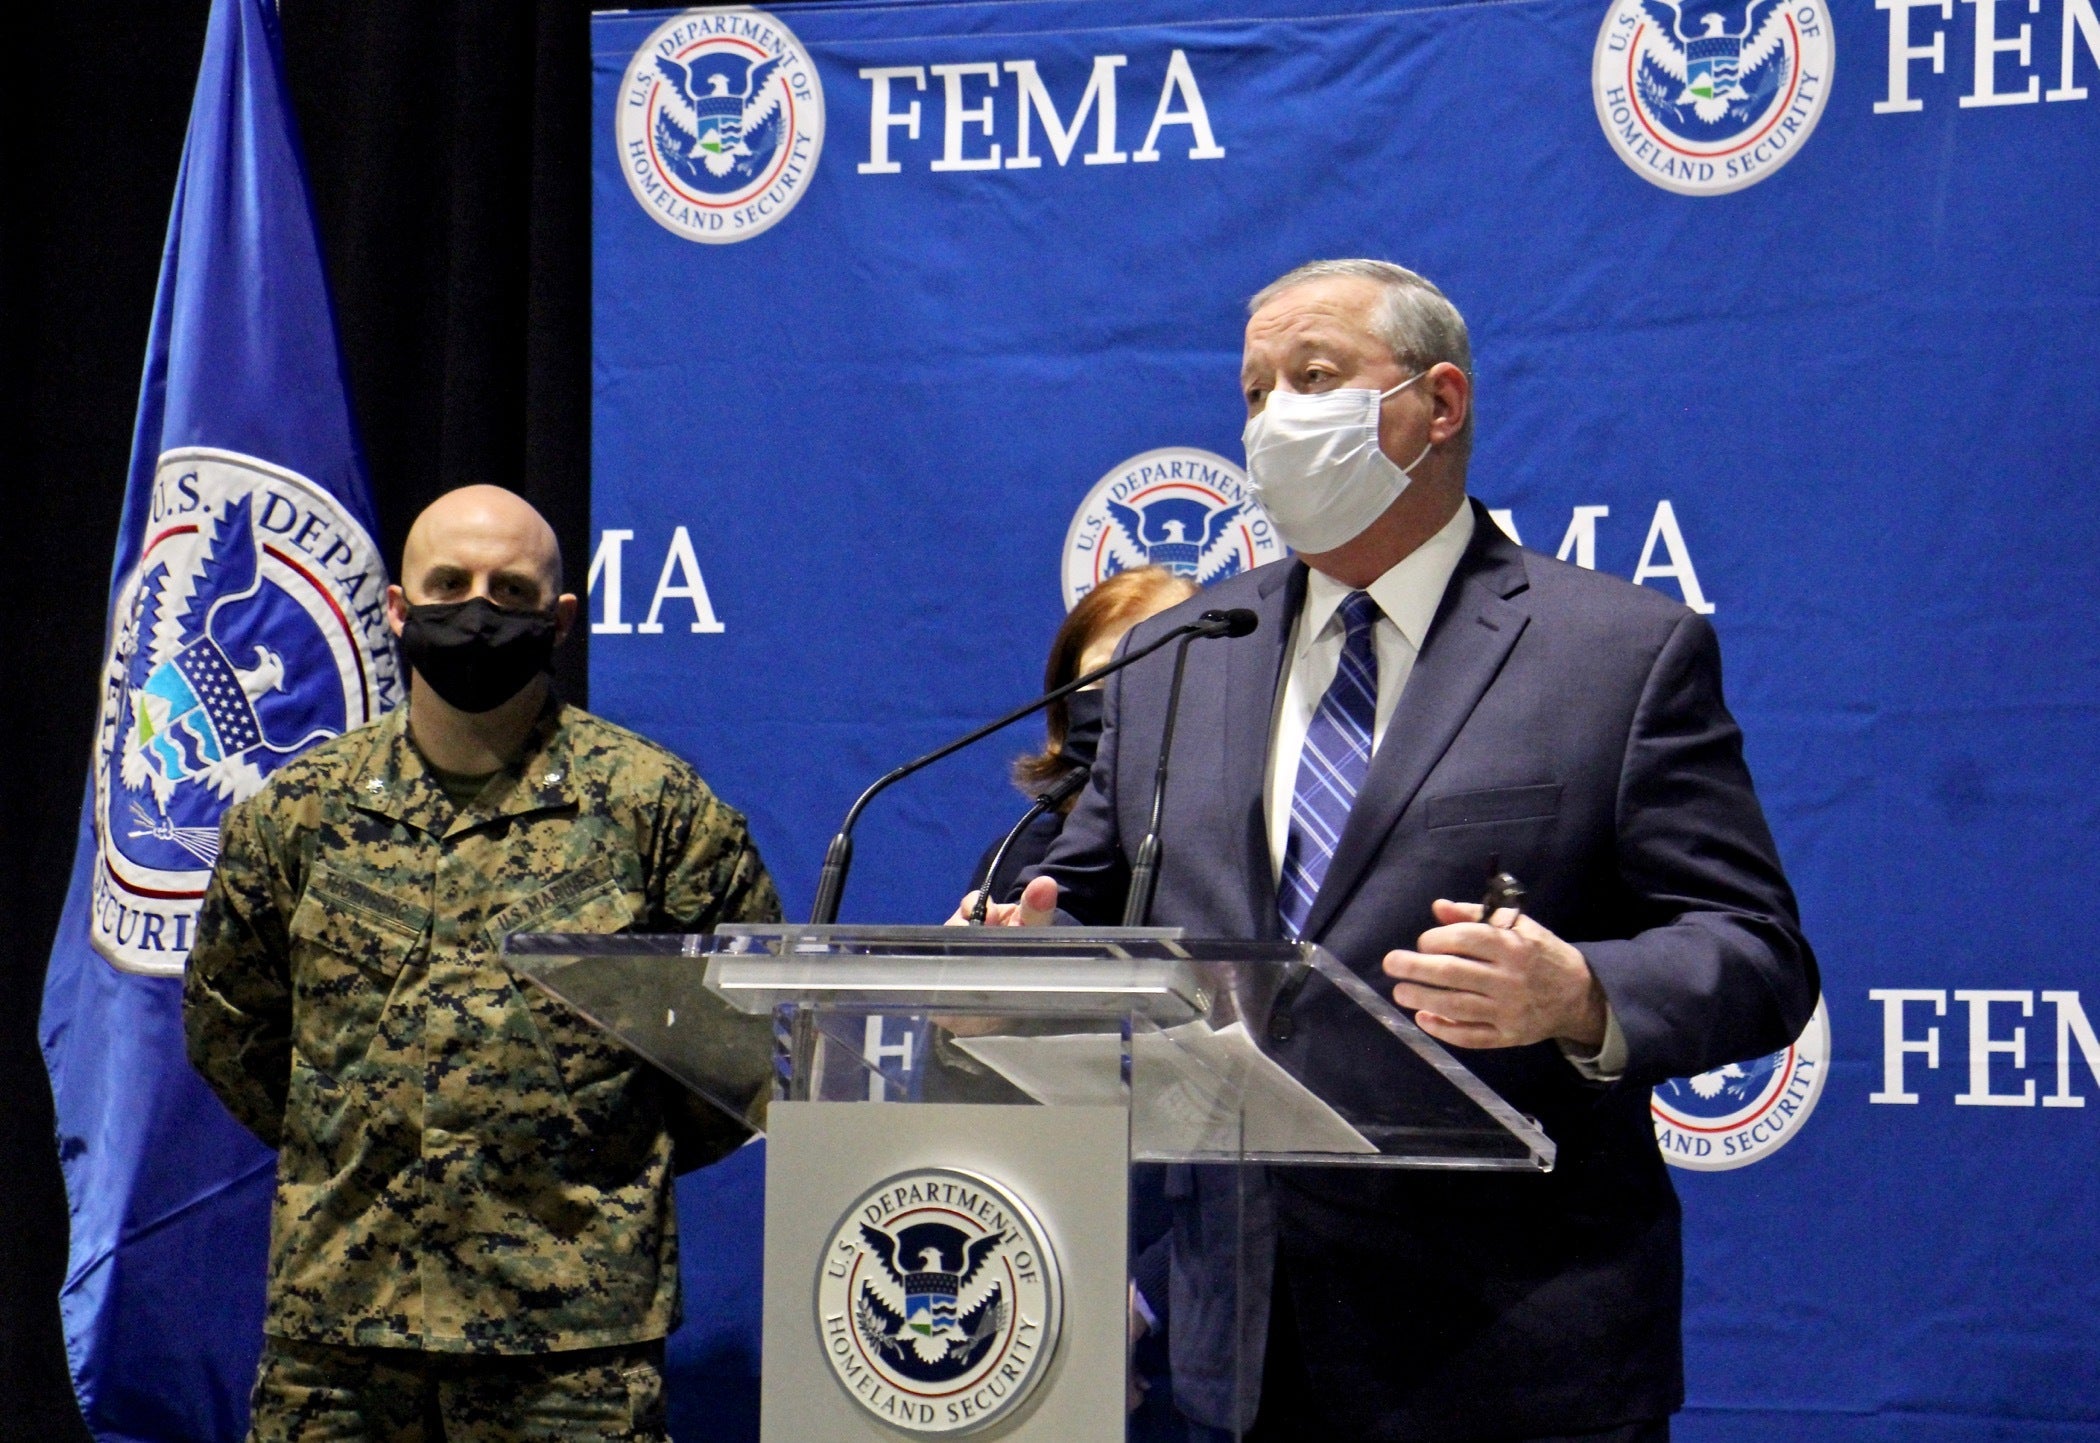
505 925 1554 1442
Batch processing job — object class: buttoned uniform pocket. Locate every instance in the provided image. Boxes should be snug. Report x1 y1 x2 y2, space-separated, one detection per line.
281 872 429 1180
289 870 431 981
1420 783 1563 830
286 870 430 1080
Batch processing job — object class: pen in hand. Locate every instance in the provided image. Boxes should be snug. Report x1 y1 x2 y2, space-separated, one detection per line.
1480 854 1526 929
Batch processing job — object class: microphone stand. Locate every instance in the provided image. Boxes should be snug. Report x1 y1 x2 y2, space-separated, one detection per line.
1119 631 1200 926
807 609 1251 925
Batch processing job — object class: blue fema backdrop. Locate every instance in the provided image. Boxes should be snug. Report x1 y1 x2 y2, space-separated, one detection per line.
591 1 2100 1437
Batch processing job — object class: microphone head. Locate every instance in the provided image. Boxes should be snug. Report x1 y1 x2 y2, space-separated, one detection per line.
1200 607 1260 638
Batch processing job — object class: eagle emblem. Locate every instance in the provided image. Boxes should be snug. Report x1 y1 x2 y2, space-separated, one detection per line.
815 1168 1062 1432
93 450 391 975
853 1220 1007 1379
1103 495 1251 587
1591 0 1832 195
653 51 785 190
1665 1048 1785 1107
615 11 827 245
119 493 306 857
118 492 348 855
1062 448 1287 609
1635 0 1791 135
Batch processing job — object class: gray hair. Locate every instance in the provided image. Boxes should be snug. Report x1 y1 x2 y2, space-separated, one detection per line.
1248 259 1474 453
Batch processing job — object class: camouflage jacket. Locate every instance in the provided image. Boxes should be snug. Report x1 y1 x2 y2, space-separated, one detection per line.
184 699 781 1354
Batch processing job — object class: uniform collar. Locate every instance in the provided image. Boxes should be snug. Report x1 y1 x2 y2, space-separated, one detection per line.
350 692 578 838
1296 498 1475 654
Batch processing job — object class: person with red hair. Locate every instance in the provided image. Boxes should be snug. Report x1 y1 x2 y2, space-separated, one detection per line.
969 566 1199 904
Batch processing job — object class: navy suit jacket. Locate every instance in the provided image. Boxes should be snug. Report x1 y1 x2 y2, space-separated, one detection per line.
1027 501 1817 1440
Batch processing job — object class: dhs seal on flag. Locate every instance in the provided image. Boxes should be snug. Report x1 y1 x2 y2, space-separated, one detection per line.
1062 447 1286 610
1593 0 1834 195
816 1168 1062 1434
617 7 825 244
1652 997 1830 1170
91 449 394 976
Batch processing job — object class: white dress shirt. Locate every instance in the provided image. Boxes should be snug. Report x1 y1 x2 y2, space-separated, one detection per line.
1264 501 1475 879
1261 500 1626 1078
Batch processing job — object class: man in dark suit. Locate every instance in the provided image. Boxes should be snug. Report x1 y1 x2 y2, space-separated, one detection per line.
966 260 1817 1441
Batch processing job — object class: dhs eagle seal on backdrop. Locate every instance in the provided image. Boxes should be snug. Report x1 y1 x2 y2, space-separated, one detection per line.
92 449 395 976
816 1169 1061 1434
617 7 825 244
1652 997 1830 1170
1062 447 1287 610
1592 0 1833 195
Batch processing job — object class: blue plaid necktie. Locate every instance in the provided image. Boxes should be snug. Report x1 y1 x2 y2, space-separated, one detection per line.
1278 591 1381 940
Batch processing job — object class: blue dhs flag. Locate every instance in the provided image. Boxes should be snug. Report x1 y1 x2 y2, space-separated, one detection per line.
37 0 399 1436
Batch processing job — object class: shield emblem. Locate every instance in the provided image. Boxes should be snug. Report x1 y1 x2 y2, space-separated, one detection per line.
1684 34 1738 99
903 1284 958 1337
134 636 265 785
694 94 743 154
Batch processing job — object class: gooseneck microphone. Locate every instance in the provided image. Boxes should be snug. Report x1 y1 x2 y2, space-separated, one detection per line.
808 607 1260 925
967 765 1092 925
1121 607 1259 926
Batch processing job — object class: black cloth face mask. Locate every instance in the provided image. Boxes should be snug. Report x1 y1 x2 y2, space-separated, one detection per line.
398 597 559 713
1059 686 1106 770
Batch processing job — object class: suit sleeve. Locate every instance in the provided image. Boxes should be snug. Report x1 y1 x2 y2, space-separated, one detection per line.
184 797 295 1148
1023 648 1132 925
652 776 782 1166
1577 610 1820 1085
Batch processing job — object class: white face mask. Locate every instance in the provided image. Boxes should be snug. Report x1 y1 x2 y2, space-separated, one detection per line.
1241 373 1432 555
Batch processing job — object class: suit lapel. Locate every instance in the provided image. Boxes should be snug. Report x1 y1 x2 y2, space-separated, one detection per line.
1298 505 1531 942
1219 562 1305 940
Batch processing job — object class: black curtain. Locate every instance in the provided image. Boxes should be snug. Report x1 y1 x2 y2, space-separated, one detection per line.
1 2 605 1432
281 0 594 639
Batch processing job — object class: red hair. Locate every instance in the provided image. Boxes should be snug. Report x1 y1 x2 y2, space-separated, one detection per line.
1013 567 1199 796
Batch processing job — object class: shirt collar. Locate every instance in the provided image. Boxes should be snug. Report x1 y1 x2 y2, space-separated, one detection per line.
1298 499 1476 653
352 692 578 837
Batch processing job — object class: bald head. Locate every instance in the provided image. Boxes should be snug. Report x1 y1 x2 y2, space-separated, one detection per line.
385 483 579 675
398 485 562 609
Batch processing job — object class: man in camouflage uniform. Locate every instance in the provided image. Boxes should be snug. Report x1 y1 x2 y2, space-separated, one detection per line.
186 486 779 1442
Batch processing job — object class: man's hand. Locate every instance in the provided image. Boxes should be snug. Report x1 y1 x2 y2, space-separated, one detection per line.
946 875 1060 927
1381 899 1608 1051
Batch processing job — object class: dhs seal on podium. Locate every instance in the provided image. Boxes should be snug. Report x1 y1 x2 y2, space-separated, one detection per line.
816 1169 1062 1434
